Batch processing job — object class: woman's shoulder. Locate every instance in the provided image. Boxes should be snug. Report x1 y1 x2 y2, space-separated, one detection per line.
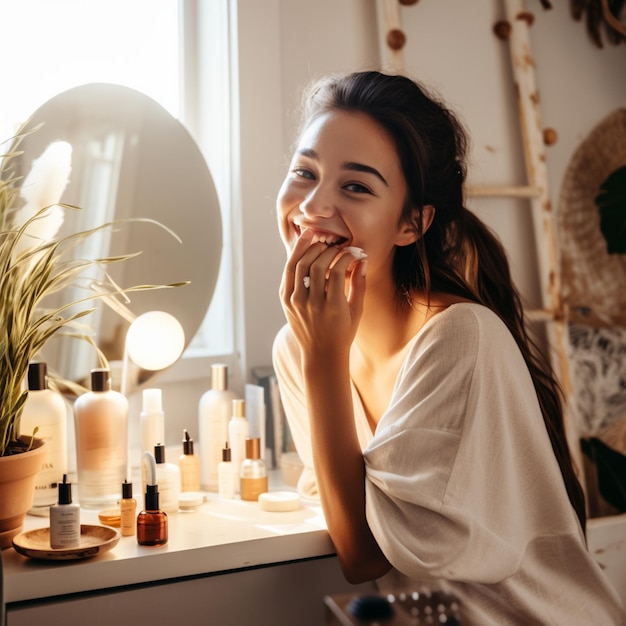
412 302 516 361
423 301 506 336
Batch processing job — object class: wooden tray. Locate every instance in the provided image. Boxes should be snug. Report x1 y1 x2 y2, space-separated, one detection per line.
12 524 120 560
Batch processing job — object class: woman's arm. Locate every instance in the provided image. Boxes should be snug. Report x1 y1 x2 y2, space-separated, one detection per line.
302 351 391 583
279 230 390 582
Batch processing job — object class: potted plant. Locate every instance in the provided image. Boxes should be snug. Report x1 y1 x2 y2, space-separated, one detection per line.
0 127 184 548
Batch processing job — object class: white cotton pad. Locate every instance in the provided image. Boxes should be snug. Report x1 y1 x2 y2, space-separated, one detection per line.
258 491 301 512
343 246 367 260
178 492 205 510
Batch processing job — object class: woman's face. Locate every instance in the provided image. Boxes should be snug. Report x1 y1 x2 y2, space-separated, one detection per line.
277 110 414 277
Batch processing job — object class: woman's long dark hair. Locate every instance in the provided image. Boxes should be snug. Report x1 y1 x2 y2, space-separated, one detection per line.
302 70 586 533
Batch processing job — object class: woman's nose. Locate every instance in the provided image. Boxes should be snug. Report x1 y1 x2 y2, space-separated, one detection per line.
299 184 336 218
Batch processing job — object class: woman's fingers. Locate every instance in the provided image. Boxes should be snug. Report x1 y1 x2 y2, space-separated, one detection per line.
281 237 368 310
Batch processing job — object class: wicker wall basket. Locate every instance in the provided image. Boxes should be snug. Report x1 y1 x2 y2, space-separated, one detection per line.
557 108 626 329
558 109 626 515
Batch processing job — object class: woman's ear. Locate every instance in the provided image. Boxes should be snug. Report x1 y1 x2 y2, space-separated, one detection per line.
421 204 435 234
395 205 435 246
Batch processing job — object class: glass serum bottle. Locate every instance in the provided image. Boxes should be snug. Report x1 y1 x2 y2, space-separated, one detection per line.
119 480 137 537
240 438 268 502
137 452 168 546
50 475 80 549
198 364 237 491
179 430 201 492
218 442 237 500
20 362 68 510
74 368 128 509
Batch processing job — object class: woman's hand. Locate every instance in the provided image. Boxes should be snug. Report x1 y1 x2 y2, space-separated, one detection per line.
279 229 367 358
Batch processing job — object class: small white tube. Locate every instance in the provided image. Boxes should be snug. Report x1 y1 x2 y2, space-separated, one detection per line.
142 451 157 486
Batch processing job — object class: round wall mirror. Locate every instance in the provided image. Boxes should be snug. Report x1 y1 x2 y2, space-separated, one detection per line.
17 83 222 393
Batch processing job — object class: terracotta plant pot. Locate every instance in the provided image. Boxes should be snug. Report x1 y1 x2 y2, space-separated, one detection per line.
0 436 47 549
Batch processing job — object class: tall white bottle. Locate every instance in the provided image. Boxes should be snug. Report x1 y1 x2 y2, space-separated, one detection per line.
74 368 129 509
20 362 68 511
198 364 237 491
140 388 165 456
227 399 249 489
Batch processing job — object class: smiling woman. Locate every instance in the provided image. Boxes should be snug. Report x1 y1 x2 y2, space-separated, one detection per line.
272 70 624 624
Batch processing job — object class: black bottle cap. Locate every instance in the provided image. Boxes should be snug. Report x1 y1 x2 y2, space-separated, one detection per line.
154 443 165 464
90 368 111 392
58 474 73 505
182 430 194 455
122 480 133 499
145 484 160 510
222 442 231 462
27 362 47 391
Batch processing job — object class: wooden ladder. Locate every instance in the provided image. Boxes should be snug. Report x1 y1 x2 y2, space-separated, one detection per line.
380 0 584 480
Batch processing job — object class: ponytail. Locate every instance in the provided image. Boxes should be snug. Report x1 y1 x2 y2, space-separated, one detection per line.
445 210 587 534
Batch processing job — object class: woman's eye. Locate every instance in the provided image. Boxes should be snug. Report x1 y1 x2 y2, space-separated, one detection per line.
292 167 314 180
344 182 372 194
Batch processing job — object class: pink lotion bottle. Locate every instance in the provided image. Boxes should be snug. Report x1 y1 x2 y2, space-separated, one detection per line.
74 368 129 509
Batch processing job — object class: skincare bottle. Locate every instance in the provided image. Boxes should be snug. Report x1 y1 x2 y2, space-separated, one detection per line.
20 362 68 510
119 480 137 537
228 399 249 484
137 452 168 546
140 388 165 455
240 437 268 502
245 383 266 461
198 364 238 491
74 368 129 508
179 430 201 492
50 474 80 548
153 443 180 513
217 442 237 500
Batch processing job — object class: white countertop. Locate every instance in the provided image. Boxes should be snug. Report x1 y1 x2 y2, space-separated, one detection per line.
3 476 333 605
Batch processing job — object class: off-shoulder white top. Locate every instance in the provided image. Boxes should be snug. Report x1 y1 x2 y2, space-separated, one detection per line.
273 303 624 625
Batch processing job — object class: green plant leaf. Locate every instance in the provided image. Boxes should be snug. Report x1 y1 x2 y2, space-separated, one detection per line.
596 165 626 254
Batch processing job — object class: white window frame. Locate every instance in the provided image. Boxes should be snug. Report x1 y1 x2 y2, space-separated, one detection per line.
162 0 245 391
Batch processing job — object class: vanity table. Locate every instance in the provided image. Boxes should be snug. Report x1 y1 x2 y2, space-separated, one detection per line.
3 477 372 626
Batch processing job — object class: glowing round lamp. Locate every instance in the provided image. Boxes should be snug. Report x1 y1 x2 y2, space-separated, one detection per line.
125 311 185 371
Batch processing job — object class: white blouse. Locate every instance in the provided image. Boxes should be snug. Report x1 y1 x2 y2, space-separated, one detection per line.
273 303 624 625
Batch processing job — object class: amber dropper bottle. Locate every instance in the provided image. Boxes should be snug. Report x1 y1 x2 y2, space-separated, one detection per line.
137 452 168 546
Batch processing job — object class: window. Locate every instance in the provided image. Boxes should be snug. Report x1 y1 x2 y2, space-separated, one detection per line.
0 0 237 371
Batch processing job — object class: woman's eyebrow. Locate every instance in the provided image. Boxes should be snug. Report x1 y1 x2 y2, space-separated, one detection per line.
342 161 388 186
295 148 389 186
